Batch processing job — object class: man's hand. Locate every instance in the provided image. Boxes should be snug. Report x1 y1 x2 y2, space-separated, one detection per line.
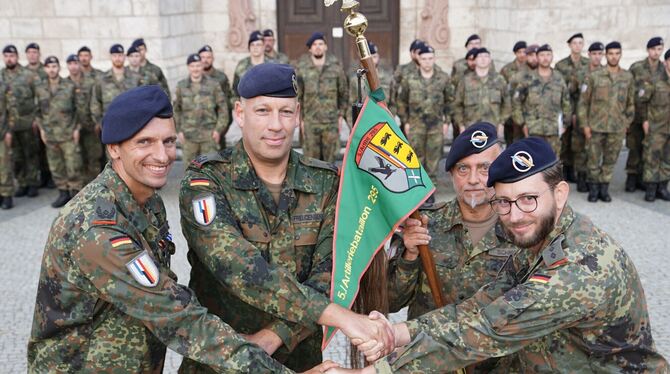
442 123 449 137
583 126 592 141
404 122 410 134
94 123 102 137
3 132 11 147
244 328 283 355
338 115 344 133
401 215 430 262
73 129 80 144
178 132 185 145
355 311 396 362
369 312 412 348
39 129 47 144
458 125 465 134
302 360 340 374
497 123 504 140
318 304 395 357
212 130 221 144
643 121 650 135
571 114 577 127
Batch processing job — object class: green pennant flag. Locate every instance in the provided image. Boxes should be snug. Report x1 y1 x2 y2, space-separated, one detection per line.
323 95 435 348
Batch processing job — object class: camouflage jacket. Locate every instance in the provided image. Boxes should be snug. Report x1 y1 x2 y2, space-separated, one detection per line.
40 77 79 142
376 206 669 373
389 61 418 113
388 199 524 319
555 55 590 112
1 65 46 131
297 54 348 124
0 80 14 138
266 50 290 64
578 67 635 133
348 64 393 115
512 69 571 136
68 73 98 131
451 58 495 87
630 58 666 123
453 69 510 128
640 68 670 134
396 67 453 127
142 59 171 98
174 76 229 141
179 142 338 356
132 66 160 87
27 62 48 82
28 164 290 373
82 67 104 81
232 57 277 100
204 67 234 113
500 60 527 83
91 67 141 124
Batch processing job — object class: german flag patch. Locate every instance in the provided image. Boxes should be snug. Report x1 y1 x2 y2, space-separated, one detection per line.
529 274 551 284
110 236 133 248
190 178 210 187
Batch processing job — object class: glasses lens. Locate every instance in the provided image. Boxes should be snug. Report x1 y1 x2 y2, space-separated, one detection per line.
517 196 538 213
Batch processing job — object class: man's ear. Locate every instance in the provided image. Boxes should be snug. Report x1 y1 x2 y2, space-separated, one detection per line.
554 180 570 210
107 143 120 160
234 101 244 129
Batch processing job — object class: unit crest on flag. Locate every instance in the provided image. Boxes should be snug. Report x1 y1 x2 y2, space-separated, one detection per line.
355 122 425 193
192 194 216 226
126 251 159 287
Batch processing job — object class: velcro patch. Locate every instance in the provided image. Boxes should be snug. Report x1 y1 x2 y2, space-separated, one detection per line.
192 194 216 226
292 212 324 223
110 236 133 248
189 178 210 187
126 251 159 287
529 273 551 284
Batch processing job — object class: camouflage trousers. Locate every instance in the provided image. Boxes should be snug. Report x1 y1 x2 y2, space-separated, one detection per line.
45 140 83 190
79 128 103 185
560 124 574 166
587 132 624 183
529 134 561 157
504 118 525 146
0 138 14 196
303 121 339 163
408 122 443 178
625 120 645 175
571 124 587 173
642 131 670 183
182 139 219 169
11 129 40 187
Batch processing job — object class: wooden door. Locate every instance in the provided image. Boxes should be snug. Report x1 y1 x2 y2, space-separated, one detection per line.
277 0 399 73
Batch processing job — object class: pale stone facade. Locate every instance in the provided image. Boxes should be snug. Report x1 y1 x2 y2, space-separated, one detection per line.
1 0 668 91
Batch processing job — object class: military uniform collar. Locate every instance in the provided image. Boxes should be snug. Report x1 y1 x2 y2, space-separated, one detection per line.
442 199 505 258
536 205 575 266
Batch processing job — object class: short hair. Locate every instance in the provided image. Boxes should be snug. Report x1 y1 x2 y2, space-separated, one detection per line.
541 162 564 189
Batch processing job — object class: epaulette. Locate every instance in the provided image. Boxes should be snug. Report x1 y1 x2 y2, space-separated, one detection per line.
300 156 339 174
418 201 447 211
542 234 568 269
91 196 117 226
191 150 228 169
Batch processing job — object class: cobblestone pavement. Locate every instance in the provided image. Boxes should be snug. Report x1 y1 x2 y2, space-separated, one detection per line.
2 136 669 372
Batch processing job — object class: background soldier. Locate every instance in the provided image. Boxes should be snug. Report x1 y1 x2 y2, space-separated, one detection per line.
263 29 290 64
452 48 509 136
25 43 52 189
131 38 170 97
500 40 528 144
556 33 590 182
233 31 273 101
2 44 45 198
199 44 234 149
174 53 228 166
578 41 635 203
39 56 82 208
389 39 423 114
348 41 392 124
396 44 452 183
24 43 47 81
626 37 665 192
451 34 495 86
66 54 102 185
127 45 158 86
0 79 14 209
77 46 103 80
639 49 670 202
297 31 348 162
512 44 571 155
91 44 141 131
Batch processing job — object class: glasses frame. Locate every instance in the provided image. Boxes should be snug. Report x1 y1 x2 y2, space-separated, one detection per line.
489 187 553 215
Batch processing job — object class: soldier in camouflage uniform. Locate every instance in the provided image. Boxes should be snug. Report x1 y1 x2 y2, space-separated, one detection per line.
367 138 669 373
127 45 159 87
638 49 670 202
500 41 528 145
2 44 45 198
451 34 495 88
91 44 142 129
626 37 665 192
263 29 290 64
199 45 235 149
67 54 103 185
174 54 228 166
448 49 478 138
388 123 523 372
24 43 47 82
25 43 53 188
297 32 348 163
40 56 83 208
27 85 335 374
0 79 15 209
233 31 276 101
131 38 171 98
77 46 104 80
396 44 453 179
578 42 635 203
389 39 423 115
349 41 392 124
452 48 509 136
555 33 590 183
512 44 571 155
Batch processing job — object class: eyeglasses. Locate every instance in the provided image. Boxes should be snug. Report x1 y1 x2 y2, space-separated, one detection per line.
489 188 552 215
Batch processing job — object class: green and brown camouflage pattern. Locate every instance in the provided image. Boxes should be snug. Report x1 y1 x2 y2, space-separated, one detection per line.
90 67 141 125
453 69 510 129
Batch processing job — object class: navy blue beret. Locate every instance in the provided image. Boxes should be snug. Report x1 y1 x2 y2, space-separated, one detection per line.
238 63 298 99
418 44 434 55
537 44 552 53
588 42 604 52
306 32 326 47
487 137 558 187
25 42 40 52
409 39 423 52
78 46 91 54
665 49 670 61
465 34 480 47
44 56 59 65
605 41 622 51
127 45 139 56
263 29 274 37
368 41 378 55
3 44 18 54
102 85 173 144
465 48 478 59
513 41 527 52
66 54 79 63
445 122 500 172
526 44 539 54
110 44 124 54
473 47 490 58
249 30 263 47
567 33 583 43
186 53 201 65
198 44 213 54
647 37 664 49
131 38 146 49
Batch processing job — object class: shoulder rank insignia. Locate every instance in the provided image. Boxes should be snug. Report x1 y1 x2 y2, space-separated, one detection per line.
301 156 339 174
191 151 225 169
92 197 116 225
126 251 159 287
542 235 567 268
418 201 447 211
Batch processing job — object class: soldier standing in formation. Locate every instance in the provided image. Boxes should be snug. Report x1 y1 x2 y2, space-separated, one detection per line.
297 32 348 163
25 43 47 81
0 78 13 209
389 39 423 114
174 53 228 165
77 46 103 80
39 56 82 208
263 29 290 64
26 43 54 188
512 44 571 155
578 42 635 203
626 37 665 192
500 41 528 144
396 44 453 183
349 42 392 124
233 31 273 101
131 38 171 97
126 45 158 87
451 34 497 87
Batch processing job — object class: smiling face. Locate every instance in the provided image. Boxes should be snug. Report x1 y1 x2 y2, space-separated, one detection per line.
451 145 501 209
107 117 177 200
235 96 299 166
